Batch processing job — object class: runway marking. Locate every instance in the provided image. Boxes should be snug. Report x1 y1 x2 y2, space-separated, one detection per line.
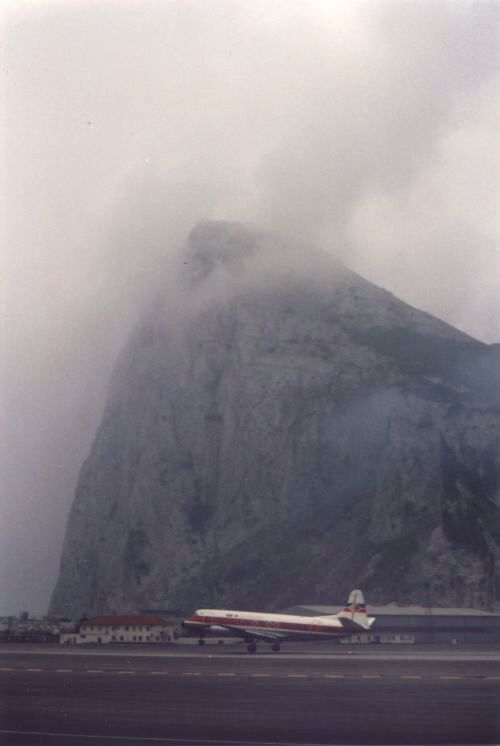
0 729 355 745
3 666 496 683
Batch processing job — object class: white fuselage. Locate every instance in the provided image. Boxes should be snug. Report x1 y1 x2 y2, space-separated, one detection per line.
183 608 348 642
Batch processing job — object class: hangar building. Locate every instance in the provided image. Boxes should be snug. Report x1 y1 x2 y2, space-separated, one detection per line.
287 604 500 644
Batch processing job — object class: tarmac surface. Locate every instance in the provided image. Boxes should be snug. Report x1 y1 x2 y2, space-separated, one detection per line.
0 644 499 745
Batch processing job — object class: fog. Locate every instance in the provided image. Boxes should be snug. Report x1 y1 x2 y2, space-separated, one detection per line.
1 0 499 615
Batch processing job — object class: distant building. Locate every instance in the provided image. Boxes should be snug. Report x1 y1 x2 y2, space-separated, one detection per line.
61 615 175 645
339 632 415 645
288 604 500 644
59 629 80 645
0 613 59 642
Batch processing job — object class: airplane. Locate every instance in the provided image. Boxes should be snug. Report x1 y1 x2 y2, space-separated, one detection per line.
182 588 375 653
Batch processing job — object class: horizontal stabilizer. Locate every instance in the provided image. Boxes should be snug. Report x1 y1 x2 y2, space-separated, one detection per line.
339 615 376 632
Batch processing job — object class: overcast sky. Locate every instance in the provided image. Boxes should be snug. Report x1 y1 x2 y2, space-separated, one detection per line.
1 0 499 615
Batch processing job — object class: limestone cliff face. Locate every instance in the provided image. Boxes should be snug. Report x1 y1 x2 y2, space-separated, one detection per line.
50 221 500 618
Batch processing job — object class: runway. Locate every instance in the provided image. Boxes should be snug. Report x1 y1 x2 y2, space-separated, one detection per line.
1 645 499 745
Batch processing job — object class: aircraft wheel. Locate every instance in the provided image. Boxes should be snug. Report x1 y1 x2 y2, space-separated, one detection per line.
271 643 280 652
247 643 257 654
198 638 205 646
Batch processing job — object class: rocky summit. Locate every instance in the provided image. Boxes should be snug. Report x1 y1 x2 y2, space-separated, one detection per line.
50 221 500 619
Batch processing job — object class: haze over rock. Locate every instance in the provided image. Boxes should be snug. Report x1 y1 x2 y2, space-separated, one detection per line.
50 221 500 619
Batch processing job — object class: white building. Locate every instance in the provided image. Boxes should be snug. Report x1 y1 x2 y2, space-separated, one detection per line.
61 614 175 644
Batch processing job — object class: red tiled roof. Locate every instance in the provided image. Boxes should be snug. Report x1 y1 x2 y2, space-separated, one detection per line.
81 615 171 627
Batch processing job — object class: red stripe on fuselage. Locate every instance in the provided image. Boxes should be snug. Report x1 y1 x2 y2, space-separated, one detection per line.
185 614 347 636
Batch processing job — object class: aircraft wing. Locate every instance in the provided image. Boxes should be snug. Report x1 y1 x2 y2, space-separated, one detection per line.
217 624 286 642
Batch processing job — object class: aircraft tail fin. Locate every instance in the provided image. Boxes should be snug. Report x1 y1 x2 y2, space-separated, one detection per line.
336 589 375 631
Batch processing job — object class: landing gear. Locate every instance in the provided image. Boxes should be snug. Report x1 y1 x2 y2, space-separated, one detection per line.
247 642 257 654
198 638 205 646
271 642 281 652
